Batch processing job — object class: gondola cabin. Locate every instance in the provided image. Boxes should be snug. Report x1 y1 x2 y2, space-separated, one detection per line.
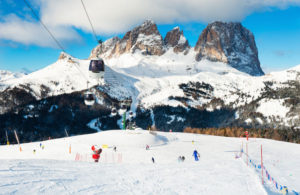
89 58 105 79
111 108 117 116
129 111 134 118
84 92 95 106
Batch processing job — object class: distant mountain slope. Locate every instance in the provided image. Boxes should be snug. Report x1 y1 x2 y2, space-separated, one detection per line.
0 70 24 82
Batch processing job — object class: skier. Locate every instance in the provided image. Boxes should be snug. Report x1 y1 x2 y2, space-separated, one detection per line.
146 145 150 150
178 156 182 162
193 149 200 161
91 145 102 163
113 146 117 152
152 157 155 163
181 156 185 162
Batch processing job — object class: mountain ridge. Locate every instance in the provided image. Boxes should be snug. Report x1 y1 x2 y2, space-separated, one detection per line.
90 20 263 76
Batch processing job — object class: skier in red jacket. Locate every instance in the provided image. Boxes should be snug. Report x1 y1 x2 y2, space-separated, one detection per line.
91 145 102 162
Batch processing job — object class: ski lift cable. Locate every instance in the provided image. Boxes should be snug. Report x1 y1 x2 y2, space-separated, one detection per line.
80 0 101 44
22 0 91 85
22 0 66 52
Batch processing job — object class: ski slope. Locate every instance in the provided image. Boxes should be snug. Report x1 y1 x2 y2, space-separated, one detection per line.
0 130 299 195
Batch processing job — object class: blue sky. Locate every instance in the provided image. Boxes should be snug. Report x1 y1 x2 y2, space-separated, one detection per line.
0 0 300 73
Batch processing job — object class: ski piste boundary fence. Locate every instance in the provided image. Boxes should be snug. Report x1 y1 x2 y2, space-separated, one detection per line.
75 152 123 163
239 142 299 195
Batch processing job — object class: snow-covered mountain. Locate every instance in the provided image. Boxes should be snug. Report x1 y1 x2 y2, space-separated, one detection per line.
0 70 24 82
0 20 299 143
90 20 263 76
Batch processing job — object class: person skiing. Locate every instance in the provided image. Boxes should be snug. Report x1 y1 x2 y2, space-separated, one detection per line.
91 145 102 163
113 146 117 152
178 156 182 162
146 145 150 150
181 156 185 162
193 149 200 161
152 157 155 163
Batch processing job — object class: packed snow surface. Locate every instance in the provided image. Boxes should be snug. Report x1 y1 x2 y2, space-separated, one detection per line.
0 130 299 195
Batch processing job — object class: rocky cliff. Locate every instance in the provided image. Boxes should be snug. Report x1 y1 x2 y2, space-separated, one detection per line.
194 21 264 76
164 27 190 54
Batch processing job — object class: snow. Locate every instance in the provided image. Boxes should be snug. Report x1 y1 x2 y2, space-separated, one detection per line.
0 70 24 82
48 105 58 112
257 99 290 118
245 118 252 124
87 119 101 132
0 130 299 194
256 118 263 124
178 34 187 45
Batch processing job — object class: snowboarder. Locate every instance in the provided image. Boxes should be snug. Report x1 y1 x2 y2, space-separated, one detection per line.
91 145 102 163
146 145 150 150
193 149 200 161
152 157 155 163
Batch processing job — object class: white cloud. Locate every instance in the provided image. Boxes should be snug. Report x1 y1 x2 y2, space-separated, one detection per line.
1 0 300 46
0 14 81 48
39 0 300 34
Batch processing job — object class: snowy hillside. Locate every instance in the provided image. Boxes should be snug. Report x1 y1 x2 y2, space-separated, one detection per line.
0 70 24 83
1 50 300 133
1 54 101 98
0 130 299 194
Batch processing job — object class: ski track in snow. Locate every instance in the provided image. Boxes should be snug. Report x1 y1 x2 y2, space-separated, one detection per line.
1 130 298 194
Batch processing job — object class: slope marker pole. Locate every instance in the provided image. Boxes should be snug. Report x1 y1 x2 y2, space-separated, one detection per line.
5 130 9 145
14 130 22 152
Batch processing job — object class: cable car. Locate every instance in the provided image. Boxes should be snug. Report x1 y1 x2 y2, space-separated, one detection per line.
118 103 127 115
84 92 95 106
89 58 105 79
111 108 117 116
120 103 127 111
129 111 134 118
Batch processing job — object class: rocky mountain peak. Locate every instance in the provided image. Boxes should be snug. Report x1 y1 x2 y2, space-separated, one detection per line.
92 20 165 58
194 21 264 76
58 52 70 60
89 37 120 59
164 27 190 54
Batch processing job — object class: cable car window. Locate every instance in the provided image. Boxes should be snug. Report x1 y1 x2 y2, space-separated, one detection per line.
89 60 104 73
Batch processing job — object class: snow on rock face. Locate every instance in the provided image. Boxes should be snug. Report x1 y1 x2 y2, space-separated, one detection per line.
194 21 264 76
89 37 120 59
90 20 263 76
256 99 290 118
164 26 190 53
106 20 165 57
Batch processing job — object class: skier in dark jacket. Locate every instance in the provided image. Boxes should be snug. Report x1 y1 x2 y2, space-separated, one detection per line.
152 157 155 163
